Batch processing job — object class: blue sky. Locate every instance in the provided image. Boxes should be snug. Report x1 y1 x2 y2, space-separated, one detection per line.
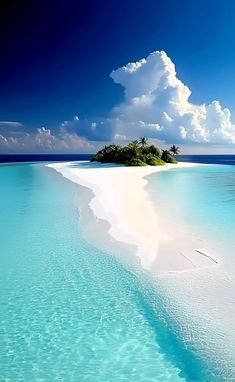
1 0 235 153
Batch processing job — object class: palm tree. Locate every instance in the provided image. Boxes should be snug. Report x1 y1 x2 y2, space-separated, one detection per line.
148 144 161 157
170 145 180 156
130 140 139 148
109 144 121 153
139 137 148 147
128 140 139 157
161 150 170 162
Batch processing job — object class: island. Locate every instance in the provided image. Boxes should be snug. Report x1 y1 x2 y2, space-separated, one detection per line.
91 137 180 166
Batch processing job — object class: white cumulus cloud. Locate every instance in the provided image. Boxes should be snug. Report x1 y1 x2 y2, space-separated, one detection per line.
109 50 235 144
2 50 235 153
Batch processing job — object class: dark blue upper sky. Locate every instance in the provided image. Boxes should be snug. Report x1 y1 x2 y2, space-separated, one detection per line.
1 0 235 129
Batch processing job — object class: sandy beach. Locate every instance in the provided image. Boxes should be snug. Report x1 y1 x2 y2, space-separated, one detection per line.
47 161 218 273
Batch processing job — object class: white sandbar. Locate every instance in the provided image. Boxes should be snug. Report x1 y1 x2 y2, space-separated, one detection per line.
47 161 217 273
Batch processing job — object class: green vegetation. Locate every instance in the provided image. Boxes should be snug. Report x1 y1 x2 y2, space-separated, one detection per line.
146 156 165 166
91 138 179 166
161 150 178 164
126 158 148 166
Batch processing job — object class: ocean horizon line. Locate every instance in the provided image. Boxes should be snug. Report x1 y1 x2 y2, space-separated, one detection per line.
2 153 235 166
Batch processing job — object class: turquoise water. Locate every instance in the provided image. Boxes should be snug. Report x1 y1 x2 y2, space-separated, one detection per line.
1 163 235 381
147 164 235 262
0 163 200 382
146 164 235 380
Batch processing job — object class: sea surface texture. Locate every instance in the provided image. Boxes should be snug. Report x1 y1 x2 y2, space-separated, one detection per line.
146 163 235 381
0 163 191 382
0 160 235 381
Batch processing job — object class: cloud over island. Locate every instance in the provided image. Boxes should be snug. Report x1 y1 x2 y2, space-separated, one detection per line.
1 50 235 153
110 51 235 145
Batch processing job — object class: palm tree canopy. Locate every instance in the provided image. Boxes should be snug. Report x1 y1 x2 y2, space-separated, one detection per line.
128 140 139 148
139 137 148 147
170 145 180 155
91 142 178 165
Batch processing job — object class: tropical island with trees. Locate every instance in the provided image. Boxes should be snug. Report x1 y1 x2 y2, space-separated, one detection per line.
91 137 180 166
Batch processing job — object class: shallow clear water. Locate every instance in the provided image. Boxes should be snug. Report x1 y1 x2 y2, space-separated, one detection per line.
0 163 194 382
147 164 235 261
146 164 235 380
1 163 234 381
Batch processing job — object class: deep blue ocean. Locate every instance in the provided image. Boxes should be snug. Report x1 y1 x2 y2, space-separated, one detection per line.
2 153 235 165
0 154 93 163
177 154 235 165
